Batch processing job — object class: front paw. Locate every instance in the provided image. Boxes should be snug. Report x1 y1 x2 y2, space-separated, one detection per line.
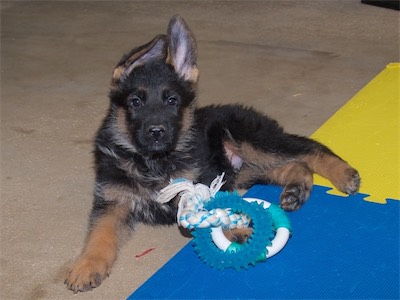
280 184 310 211
65 255 111 293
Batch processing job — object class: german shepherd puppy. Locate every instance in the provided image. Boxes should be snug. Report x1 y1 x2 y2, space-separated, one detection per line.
65 15 360 292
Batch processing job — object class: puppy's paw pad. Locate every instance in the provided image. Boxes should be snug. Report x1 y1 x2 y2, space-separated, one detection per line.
280 185 309 211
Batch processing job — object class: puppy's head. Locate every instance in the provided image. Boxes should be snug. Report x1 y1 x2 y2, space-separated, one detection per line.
109 16 198 157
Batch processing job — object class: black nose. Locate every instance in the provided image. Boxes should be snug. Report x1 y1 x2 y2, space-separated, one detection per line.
148 125 165 138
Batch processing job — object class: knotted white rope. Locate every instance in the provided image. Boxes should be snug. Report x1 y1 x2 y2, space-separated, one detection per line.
157 173 250 230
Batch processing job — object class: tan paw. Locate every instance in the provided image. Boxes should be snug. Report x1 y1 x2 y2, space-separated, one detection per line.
336 168 361 195
64 256 111 293
223 227 254 244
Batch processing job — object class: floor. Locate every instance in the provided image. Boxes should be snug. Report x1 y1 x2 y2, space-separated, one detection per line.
1 1 398 299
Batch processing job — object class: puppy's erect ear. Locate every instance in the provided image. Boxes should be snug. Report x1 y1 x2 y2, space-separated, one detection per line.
167 15 199 83
112 34 167 87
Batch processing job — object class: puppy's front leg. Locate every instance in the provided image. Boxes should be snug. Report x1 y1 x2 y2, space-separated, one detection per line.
65 203 130 293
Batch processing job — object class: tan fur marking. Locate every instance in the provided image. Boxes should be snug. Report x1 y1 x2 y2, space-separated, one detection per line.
185 66 199 83
304 153 342 176
229 140 315 191
235 161 313 189
231 143 358 195
112 66 125 83
181 105 195 132
303 153 356 192
223 227 253 244
65 205 129 292
223 140 241 156
166 48 199 83
269 162 313 187
225 141 288 168
227 141 286 188
115 107 130 137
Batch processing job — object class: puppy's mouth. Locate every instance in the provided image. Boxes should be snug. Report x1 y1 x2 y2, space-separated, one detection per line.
148 140 169 152
136 136 175 156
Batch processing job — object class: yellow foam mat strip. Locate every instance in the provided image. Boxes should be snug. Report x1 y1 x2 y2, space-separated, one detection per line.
311 63 400 204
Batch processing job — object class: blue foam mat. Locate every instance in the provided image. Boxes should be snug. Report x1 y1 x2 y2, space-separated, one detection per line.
128 185 400 299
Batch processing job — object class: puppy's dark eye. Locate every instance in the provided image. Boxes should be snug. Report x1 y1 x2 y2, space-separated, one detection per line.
166 96 178 106
128 96 142 109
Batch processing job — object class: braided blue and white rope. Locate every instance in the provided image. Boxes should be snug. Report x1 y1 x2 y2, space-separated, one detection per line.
157 173 251 230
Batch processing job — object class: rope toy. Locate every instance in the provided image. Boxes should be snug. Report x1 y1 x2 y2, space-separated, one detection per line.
157 174 292 270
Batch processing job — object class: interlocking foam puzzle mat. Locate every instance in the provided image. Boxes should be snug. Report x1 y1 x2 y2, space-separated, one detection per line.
312 62 399 204
128 63 400 299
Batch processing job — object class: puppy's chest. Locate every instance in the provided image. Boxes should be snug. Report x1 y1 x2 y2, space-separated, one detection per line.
121 155 200 190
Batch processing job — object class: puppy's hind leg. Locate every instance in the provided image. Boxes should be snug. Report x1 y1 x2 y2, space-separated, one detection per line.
225 141 314 211
303 151 360 195
268 162 314 211
236 161 314 211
